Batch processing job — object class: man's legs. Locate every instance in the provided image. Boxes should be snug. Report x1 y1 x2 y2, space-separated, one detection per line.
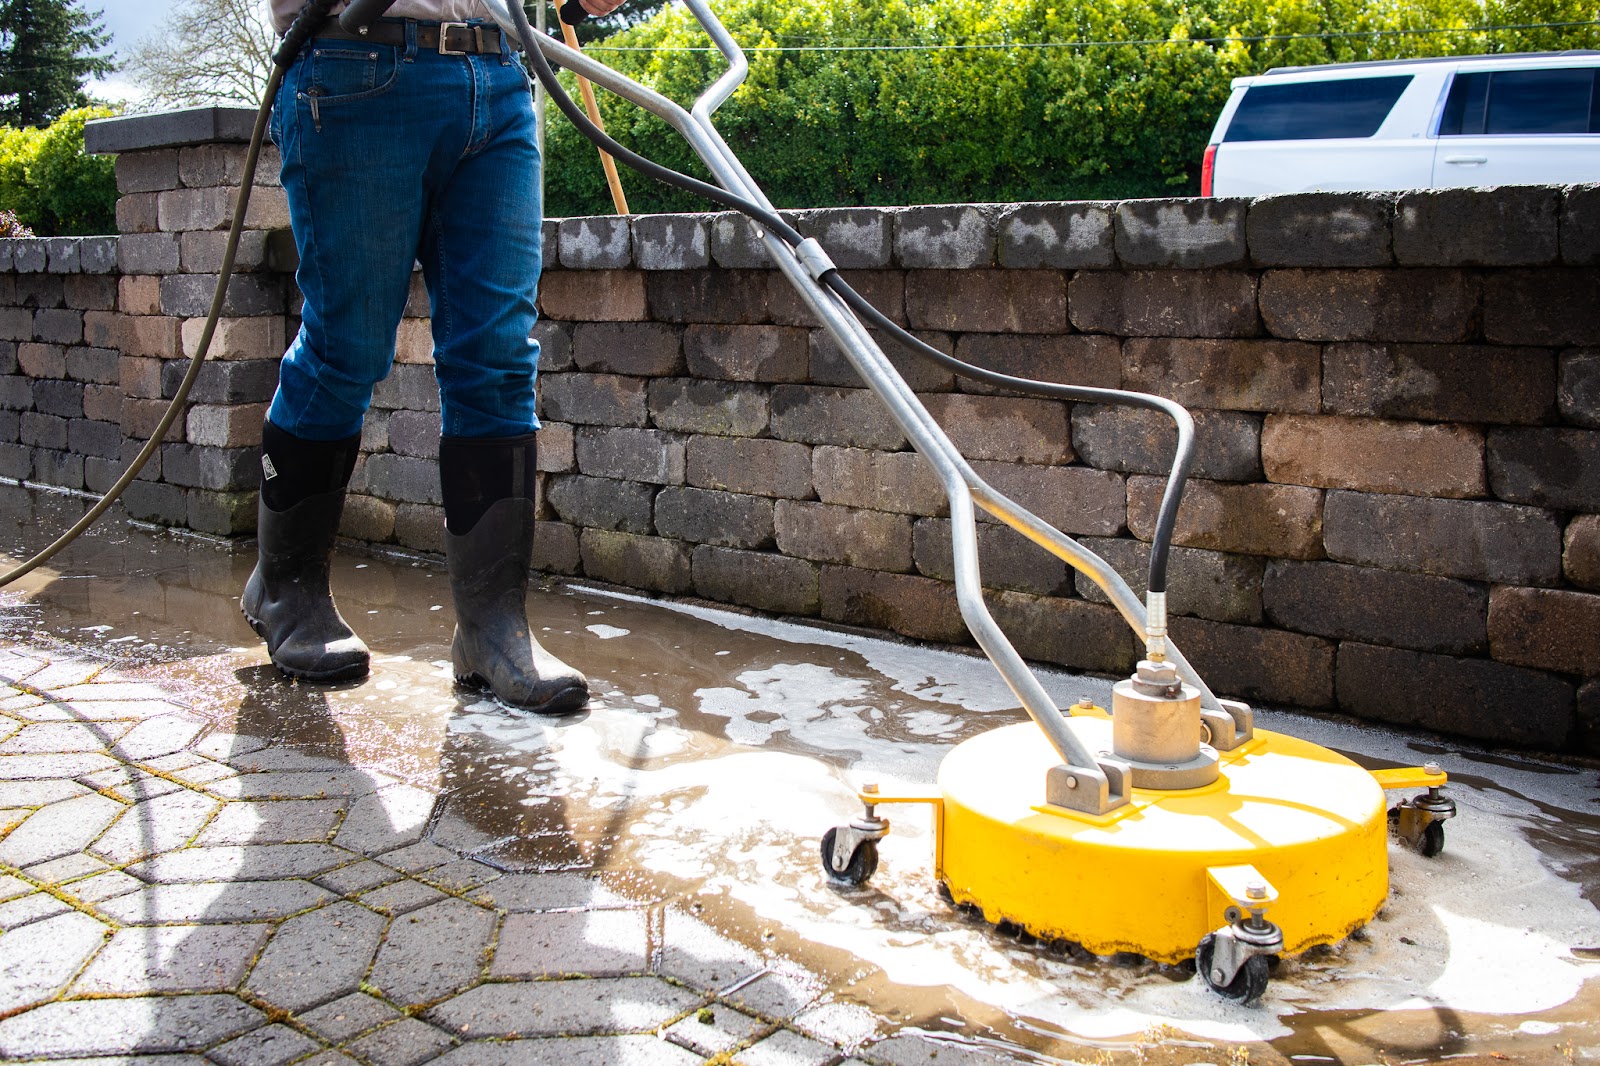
420 44 586 714
247 32 444 681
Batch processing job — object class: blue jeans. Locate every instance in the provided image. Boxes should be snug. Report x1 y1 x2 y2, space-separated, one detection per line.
269 21 543 441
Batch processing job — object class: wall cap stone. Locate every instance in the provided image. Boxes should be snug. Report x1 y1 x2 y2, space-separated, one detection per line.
85 106 259 155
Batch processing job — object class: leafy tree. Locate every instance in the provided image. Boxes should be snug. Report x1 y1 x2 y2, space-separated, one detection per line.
540 0 1600 215
125 0 275 109
0 0 114 127
0 106 116 234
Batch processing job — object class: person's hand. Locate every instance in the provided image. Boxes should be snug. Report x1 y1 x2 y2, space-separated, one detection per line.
578 0 626 16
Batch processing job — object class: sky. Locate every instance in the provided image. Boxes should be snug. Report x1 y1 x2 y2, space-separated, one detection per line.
86 0 182 103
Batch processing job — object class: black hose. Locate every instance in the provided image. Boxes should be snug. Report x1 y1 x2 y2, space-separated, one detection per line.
514 9 1193 595
0 0 336 590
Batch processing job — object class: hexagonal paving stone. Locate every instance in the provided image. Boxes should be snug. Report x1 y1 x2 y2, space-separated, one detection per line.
298 992 404 1044
426 976 702 1038
111 714 207 760
664 1004 767 1057
244 900 388 1012
345 1017 456 1066
656 910 766 994
469 873 627 913
91 790 222 865
127 844 354 883
0 910 110 1014
97 879 336 924
0 995 265 1058
490 909 649 978
0 753 119 780
367 897 497 1007
732 1028 838 1066
0 720 126 755
430 1036 704 1065
0 791 125 866
331 784 437 856
74 923 272 994
195 799 347 847
208 1022 325 1066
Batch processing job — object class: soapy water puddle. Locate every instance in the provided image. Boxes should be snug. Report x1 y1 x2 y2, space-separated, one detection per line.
3 483 1598 1064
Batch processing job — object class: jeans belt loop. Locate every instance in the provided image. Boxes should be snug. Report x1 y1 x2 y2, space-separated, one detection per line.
403 18 418 61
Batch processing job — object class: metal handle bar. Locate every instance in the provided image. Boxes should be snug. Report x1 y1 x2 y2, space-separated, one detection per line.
524 9 1223 782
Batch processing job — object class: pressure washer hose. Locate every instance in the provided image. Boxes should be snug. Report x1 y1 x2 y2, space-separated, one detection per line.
2 0 1194 626
517 1 1197 604
0 1 333 590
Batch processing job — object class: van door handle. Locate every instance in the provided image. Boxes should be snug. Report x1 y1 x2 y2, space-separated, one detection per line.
1444 155 1488 165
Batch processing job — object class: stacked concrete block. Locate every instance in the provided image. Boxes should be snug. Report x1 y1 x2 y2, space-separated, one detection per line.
523 187 1600 753
0 234 119 491
5 106 1597 752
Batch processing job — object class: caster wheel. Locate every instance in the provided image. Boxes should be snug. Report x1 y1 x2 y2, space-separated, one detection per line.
1196 934 1270 1006
820 827 878 886
1420 820 1446 858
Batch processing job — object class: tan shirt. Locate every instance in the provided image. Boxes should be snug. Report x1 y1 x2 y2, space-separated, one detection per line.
272 0 494 35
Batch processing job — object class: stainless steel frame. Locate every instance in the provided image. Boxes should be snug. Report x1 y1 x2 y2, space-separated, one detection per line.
519 2 1236 815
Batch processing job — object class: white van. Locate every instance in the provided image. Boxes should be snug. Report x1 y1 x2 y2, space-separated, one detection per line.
1202 51 1600 196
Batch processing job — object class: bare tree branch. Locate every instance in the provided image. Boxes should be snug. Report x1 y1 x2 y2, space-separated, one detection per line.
124 0 274 109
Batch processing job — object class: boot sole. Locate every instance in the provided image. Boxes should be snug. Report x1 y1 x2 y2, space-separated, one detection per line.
455 672 589 716
242 609 370 685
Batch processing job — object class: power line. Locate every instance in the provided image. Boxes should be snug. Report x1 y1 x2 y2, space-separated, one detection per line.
583 18 1600 52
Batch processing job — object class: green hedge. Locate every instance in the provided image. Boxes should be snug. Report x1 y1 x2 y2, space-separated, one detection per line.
541 0 1600 216
0 106 118 236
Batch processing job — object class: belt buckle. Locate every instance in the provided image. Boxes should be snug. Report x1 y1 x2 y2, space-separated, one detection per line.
438 21 471 55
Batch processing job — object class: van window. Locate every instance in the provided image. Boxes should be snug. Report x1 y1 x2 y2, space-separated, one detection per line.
1440 68 1600 135
1222 76 1413 142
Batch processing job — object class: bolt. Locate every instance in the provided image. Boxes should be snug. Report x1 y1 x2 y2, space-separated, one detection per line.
1246 882 1268 901
862 783 879 795
1075 698 1094 710
1424 762 1442 776
1065 775 1078 789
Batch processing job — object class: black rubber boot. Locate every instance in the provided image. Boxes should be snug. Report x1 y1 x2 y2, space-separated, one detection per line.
240 421 369 683
441 433 588 716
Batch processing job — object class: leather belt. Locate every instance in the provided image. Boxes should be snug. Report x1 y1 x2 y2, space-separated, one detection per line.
314 19 515 55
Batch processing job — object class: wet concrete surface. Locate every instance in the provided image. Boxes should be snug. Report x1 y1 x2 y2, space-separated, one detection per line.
3 481 1599 1065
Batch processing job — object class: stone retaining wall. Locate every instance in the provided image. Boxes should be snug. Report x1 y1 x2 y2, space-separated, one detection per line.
2 107 1597 754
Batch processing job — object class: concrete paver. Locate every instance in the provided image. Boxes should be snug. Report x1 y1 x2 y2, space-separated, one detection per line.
0 889 74 928
359 877 448 915
367 897 498 1007
491 908 650 977
733 1028 839 1066
345 1017 457 1066
110 713 207 760
244 899 388 1011
468 871 629 913
0 791 124 866
73 922 273 994
196 798 347 846
127 842 352 882
0 995 266 1057
425 976 703 1038
0 720 127 754
314 858 402 896
97 879 336 924
432 1035 705 1065
208 1023 325 1066
0 634 875 1066
0 778 87 805
90 790 222 863
0 910 110 1013
332 784 436 854
0 751 119 779
663 1004 768 1056
298 993 404 1043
